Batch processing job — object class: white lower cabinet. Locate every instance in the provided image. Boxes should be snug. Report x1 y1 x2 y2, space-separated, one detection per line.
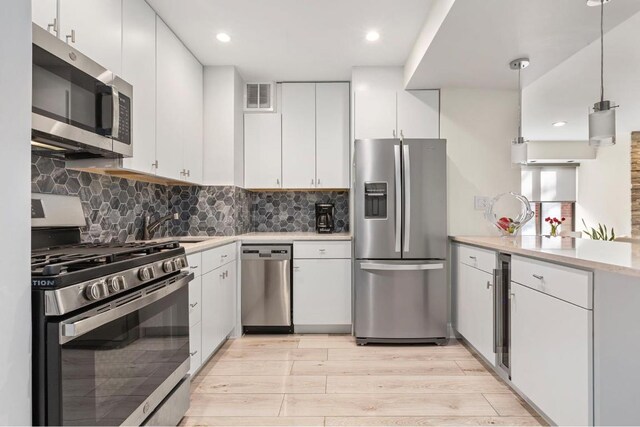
510 282 592 426
292 241 352 330
188 321 202 376
189 275 202 327
455 262 495 365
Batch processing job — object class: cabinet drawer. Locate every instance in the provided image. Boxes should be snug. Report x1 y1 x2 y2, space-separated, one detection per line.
189 321 202 376
511 256 592 309
202 243 237 274
189 276 202 327
458 244 496 274
294 241 351 259
186 252 202 278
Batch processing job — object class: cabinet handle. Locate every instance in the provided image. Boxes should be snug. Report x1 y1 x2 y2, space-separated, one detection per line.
186 170 191 177
393 129 396 138
317 178 321 186
319 249 326 253
400 129 404 139
152 160 158 169
486 281 493 289
276 178 280 186
66 29 76 44
532 274 544 281
190 350 198 356
311 178 314 186
190 265 199 269
189 302 198 308
47 18 58 36
294 266 300 271
509 292 515 300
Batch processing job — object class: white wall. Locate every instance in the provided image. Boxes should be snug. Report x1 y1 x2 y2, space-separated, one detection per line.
0 1 32 424
523 11 640 236
202 66 245 186
441 88 521 235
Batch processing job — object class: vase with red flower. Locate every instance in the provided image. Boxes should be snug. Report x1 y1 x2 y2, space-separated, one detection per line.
545 217 566 237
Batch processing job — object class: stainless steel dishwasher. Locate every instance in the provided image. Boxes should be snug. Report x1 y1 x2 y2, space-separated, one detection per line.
241 245 293 333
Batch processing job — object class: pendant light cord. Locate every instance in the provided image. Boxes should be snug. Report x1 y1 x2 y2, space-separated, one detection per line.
600 0 604 103
518 66 522 138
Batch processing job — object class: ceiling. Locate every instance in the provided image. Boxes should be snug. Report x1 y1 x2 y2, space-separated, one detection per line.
405 0 640 90
148 0 434 82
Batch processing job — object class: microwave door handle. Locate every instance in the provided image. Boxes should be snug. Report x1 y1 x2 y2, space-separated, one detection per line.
59 272 192 344
110 85 120 139
394 144 401 253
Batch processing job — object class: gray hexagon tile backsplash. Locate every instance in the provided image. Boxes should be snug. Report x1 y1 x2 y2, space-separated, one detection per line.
32 155 349 242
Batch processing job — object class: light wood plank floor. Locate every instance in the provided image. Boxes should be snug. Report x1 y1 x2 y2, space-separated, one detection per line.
183 335 545 427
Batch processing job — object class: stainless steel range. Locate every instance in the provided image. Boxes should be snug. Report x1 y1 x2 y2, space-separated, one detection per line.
31 194 192 426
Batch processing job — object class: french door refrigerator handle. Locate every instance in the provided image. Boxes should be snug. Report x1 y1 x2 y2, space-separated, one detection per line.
403 144 411 252
360 262 444 271
394 144 401 253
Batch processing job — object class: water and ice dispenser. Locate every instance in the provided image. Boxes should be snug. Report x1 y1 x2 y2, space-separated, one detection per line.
364 182 388 219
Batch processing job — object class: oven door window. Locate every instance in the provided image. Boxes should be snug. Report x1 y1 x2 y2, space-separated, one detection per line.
57 286 188 426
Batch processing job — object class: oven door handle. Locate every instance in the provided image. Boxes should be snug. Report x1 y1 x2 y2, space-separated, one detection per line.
59 272 193 344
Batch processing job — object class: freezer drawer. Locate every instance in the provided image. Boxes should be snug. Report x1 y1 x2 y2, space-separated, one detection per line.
355 260 448 343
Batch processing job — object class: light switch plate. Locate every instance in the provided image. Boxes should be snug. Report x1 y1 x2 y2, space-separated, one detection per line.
474 196 491 211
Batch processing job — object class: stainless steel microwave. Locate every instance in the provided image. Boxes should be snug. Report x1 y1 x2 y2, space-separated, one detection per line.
31 24 133 159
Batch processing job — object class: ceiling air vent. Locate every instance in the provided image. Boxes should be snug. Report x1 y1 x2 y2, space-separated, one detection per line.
244 82 275 112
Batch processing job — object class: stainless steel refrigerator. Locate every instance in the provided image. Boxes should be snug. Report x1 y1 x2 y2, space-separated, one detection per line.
354 138 448 345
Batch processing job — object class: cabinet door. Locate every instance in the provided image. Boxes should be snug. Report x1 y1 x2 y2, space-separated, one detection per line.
221 260 237 336
511 282 591 426
121 0 157 175
201 270 225 360
59 0 122 75
32 0 58 34
189 321 202 376
182 51 204 184
455 263 495 365
244 113 282 189
189 275 202 327
354 90 396 140
282 83 316 188
397 90 439 139
155 17 187 181
316 82 349 189
293 259 352 325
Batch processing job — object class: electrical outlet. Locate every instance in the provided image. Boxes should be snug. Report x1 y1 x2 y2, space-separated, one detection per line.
474 196 490 211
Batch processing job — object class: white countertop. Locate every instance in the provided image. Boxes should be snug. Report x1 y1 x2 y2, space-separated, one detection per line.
451 235 640 278
150 232 352 254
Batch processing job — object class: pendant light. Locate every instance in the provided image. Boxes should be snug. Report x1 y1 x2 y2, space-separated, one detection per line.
511 58 530 164
588 0 618 146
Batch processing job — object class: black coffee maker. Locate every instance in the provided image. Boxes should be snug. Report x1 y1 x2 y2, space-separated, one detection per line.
315 203 335 233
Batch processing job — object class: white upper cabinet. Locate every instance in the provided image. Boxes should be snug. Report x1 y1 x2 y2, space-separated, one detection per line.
355 89 440 140
354 90 397 140
58 0 122 75
244 113 282 189
121 0 156 175
282 83 316 189
397 90 439 138
316 82 349 189
182 51 204 184
32 0 58 34
156 17 203 183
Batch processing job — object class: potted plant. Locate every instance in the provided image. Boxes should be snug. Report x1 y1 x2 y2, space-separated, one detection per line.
545 217 565 237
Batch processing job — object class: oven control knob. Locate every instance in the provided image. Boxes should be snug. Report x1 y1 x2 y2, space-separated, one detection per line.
174 258 185 269
138 267 153 281
109 276 126 293
162 260 176 273
85 283 102 301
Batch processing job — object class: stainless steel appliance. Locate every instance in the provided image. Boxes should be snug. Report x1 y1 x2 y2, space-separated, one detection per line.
315 203 335 233
354 138 448 345
31 24 133 159
241 245 293 333
31 194 192 426
494 253 512 378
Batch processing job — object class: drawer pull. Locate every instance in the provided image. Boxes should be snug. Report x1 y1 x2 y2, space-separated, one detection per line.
221 254 228 258
486 281 493 289
319 249 326 253
190 350 198 356
468 256 477 260
190 265 199 269
190 302 198 308
532 274 544 280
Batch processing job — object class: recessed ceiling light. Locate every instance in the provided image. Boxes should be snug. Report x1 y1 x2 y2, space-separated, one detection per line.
366 31 380 42
552 121 567 127
587 0 611 6
216 33 231 43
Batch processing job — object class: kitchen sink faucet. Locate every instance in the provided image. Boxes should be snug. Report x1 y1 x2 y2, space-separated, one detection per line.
143 212 179 240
